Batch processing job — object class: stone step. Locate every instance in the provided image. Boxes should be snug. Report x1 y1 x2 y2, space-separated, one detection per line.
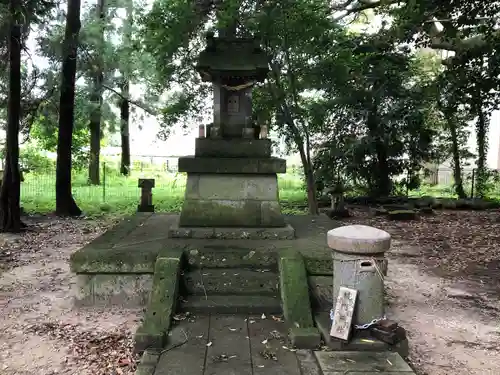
179 295 282 315
186 246 278 269
183 268 279 296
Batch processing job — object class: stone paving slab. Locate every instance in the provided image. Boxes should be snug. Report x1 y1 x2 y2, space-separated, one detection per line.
314 351 414 373
149 315 416 375
205 315 252 375
154 316 209 375
248 316 301 375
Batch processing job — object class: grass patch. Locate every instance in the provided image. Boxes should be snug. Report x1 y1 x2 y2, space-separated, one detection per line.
20 169 308 217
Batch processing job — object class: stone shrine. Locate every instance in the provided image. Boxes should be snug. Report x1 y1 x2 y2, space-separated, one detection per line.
171 32 294 237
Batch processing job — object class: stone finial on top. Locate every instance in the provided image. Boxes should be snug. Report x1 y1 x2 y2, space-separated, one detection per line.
327 225 391 254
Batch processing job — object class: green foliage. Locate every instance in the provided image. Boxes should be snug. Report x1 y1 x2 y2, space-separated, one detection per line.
19 146 54 171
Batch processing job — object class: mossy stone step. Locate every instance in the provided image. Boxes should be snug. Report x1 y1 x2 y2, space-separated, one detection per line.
186 247 278 270
183 268 279 295
179 295 281 315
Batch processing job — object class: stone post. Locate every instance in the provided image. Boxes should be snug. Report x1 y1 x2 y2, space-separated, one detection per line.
327 225 390 326
138 178 155 212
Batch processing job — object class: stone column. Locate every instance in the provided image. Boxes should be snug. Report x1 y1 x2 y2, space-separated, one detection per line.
327 225 390 326
138 178 155 212
211 84 223 138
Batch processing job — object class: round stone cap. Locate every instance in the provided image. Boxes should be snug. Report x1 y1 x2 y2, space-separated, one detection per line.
327 225 391 254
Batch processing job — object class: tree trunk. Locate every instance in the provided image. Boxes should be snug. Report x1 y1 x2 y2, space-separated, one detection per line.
297 144 319 215
0 6 23 233
446 112 466 199
119 0 132 176
474 94 488 197
367 106 391 197
88 0 106 185
55 0 82 216
120 80 131 175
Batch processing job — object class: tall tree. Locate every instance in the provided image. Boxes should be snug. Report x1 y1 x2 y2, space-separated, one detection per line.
0 0 23 232
119 0 133 176
88 0 106 185
55 0 82 216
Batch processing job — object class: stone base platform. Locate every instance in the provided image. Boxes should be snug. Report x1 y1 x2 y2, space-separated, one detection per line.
169 218 295 240
69 213 335 308
70 213 336 351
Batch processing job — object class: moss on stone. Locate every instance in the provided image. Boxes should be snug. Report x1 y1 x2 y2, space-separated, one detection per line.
70 242 185 273
186 247 277 270
134 256 182 352
279 251 314 330
289 326 321 349
91 214 152 248
303 256 332 276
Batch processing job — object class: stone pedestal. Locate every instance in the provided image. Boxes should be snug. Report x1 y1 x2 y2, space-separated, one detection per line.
176 137 292 234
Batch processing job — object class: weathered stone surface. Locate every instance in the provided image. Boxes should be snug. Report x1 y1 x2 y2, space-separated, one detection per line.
204 315 252 375
75 274 153 307
170 220 295 240
195 138 272 157
184 174 279 201
289 327 321 349
296 350 323 375
71 214 338 274
77 213 152 250
186 247 278 269
180 199 287 227
135 349 160 375
248 318 302 375
332 251 386 326
179 295 281 314
327 225 391 254
183 268 279 295
154 316 210 375
178 156 286 174
304 257 332 276
134 256 181 352
314 351 413 373
308 276 332 311
279 252 315 329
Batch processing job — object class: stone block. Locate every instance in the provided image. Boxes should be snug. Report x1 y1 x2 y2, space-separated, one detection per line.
327 225 391 254
314 351 413 373
183 269 279 295
168 219 295 240
178 156 286 174
179 199 262 227
179 198 286 228
186 174 278 201
134 256 181 352
195 138 272 157
289 327 321 349
279 252 315 329
74 274 153 307
261 200 285 226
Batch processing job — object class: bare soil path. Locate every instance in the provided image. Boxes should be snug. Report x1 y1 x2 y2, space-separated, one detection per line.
0 210 498 375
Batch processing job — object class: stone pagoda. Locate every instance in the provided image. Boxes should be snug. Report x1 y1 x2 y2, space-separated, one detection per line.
170 31 294 239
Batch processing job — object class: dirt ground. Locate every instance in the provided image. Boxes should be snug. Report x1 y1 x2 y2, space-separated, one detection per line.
0 209 499 375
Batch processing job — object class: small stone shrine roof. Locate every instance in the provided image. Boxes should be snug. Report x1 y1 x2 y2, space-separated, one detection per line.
196 31 269 85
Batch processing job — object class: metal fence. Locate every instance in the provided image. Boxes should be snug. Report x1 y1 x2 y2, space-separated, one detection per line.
19 159 305 207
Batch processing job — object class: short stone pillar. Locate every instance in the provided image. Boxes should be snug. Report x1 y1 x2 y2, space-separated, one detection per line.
138 178 155 212
327 225 391 326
